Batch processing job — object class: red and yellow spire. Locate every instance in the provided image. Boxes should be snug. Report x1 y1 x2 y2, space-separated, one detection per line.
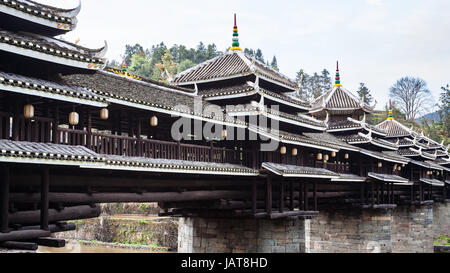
230 14 242 51
334 61 342 87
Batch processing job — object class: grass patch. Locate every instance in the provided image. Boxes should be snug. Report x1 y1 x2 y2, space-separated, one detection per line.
434 235 450 246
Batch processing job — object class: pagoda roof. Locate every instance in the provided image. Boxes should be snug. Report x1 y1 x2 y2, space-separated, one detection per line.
303 132 360 152
435 157 450 166
360 149 410 164
375 119 414 138
0 70 108 107
0 29 107 70
310 86 374 116
172 50 299 91
337 132 398 151
59 70 246 128
0 0 80 35
262 162 340 179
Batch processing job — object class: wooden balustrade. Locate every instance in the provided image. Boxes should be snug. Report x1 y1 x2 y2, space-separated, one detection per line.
0 112 52 143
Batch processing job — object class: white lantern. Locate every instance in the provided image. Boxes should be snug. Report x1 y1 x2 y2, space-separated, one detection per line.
317 153 323 161
331 152 337 158
150 116 158 127
292 148 298 157
222 129 228 139
24 104 34 119
100 108 109 120
397 166 402 171
378 162 383 168
69 112 79 126
344 153 350 160
324 154 330 162
280 146 287 155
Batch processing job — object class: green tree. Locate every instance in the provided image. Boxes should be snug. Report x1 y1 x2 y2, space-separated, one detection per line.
357 83 374 105
128 52 153 78
177 59 196 74
271 56 279 72
152 49 177 82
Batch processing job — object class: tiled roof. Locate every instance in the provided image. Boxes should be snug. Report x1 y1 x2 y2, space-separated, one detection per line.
0 139 103 165
200 84 256 99
303 132 360 152
327 120 362 131
59 71 246 127
0 70 108 107
262 162 339 178
338 134 370 143
435 157 450 165
260 88 310 109
0 0 78 28
0 30 106 68
331 174 367 182
173 51 298 90
102 155 259 176
398 148 420 157
360 149 410 164
310 86 373 114
385 138 414 147
368 172 409 183
265 107 326 130
248 126 340 152
375 119 412 138
420 178 445 187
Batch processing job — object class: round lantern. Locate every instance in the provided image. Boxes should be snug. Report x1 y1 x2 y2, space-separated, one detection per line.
69 112 79 126
324 154 330 162
344 153 349 160
317 153 323 161
23 104 34 119
397 166 402 171
222 129 228 140
150 116 158 127
378 162 383 168
331 152 337 158
280 146 287 155
100 108 109 120
292 148 298 157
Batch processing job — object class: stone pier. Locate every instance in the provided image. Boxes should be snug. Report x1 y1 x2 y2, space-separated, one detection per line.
177 217 308 253
178 203 446 253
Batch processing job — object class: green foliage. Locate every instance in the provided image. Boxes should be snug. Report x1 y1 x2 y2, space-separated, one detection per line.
357 83 374 105
296 69 333 100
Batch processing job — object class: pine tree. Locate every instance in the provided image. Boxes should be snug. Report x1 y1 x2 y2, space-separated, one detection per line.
357 83 374 104
271 56 279 72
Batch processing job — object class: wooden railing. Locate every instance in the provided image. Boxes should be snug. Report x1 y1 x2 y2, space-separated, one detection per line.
56 128 242 164
0 112 53 143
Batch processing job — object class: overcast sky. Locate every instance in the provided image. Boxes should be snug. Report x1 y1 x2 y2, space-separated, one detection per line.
37 0 449 112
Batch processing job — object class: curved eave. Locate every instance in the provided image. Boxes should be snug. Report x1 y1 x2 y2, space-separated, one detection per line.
260 92 310 111
360 149 409 164
0 78 107 108
263 111 326 132
368 173 409 183
80 163 259 177
0 41 105 70
262 163 339 179
0 4 76 32
105 97 246 129
203 89 257 101
327 127 362 133
249 127 339 153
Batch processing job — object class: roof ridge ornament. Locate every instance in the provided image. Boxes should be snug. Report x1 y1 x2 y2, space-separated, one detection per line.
333 61 342 87
388 99 394 120
230 14 242 51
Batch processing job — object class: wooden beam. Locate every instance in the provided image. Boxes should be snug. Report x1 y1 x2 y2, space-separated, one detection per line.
9 205 101 226
0 241 38 251
0 229 50 243
34 237 66 248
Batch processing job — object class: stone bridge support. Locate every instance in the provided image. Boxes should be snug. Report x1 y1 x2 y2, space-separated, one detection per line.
178 204 447 253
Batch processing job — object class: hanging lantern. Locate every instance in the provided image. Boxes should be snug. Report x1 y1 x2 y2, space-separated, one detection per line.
324 154 330 162
23 104 34 119
344 153 349 160
222 129 228 139
378 162 383 168
402 164 406 168
331 152 337 158
397 166 402 171
280 146 287 155
100 108 109 120
69 112 79 126
292 148 298 157
150 116 158 127
317 153 323 161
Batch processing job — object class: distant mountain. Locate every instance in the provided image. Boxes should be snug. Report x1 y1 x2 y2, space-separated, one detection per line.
416 111 440 124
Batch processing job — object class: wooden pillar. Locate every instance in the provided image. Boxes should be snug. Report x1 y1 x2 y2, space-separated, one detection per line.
298 181 303 211
279 180 285 213
290 182 295 211
40 167 50 231
313 182 317 211
137 118 142 157
266 177 272 216
53 104 60 144
252 181 257 215
304 183 309 211
0 166 10 233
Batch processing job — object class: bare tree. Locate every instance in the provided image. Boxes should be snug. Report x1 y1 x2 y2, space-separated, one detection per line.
389 77 433 121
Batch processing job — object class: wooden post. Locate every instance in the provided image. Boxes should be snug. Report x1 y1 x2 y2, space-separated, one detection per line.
0 166 10 233
266 176 272 216
360 184 365 205
279 180 285 213
304 183 309 211
40 167 49 231
290 182 295 211
313 182 317 211
209 142 214 162
299 182 303 210
371 181 375 206
53 104 60 144
252 181 257 215
86 111 92 149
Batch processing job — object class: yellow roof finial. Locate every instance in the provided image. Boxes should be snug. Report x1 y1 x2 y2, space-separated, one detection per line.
230 14 242 51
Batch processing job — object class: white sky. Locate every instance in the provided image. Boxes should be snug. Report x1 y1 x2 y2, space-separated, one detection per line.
36 0 450 112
